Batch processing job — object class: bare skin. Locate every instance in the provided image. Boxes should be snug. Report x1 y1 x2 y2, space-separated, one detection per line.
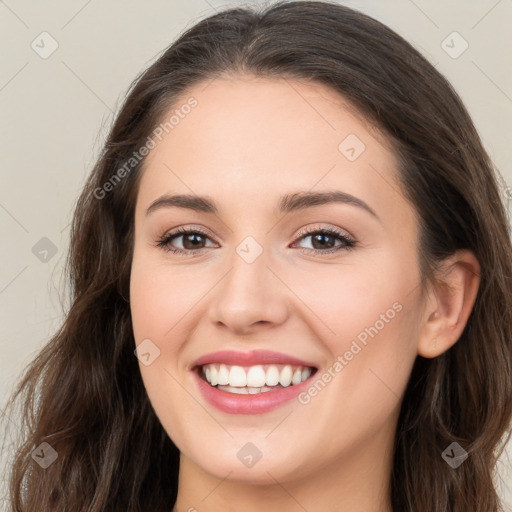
129 74 480 512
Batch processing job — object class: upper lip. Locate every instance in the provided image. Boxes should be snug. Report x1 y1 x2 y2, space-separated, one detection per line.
192 350 318 369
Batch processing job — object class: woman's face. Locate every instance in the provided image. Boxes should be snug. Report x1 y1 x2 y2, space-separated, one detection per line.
130 75 425 485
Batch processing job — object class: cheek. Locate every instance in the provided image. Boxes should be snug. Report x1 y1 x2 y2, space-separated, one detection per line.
289 250 417 349
130 264 165 343
129 256 200 450
294 251 420 419
129 255 200 343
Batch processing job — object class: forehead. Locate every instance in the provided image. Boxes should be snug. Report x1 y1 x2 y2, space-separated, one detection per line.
136 75 410 227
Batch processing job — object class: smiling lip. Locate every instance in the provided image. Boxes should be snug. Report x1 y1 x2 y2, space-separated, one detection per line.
193 372 315 414
191 350 318 415
191 349 317 368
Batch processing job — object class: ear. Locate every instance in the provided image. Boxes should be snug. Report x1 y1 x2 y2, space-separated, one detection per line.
417 249 481 358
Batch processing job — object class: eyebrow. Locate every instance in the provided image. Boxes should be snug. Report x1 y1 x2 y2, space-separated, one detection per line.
145 190 379 220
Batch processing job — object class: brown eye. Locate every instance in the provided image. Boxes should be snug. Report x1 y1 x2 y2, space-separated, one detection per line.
156 228 217 254
293 227 356 254
310 232 337 250
181 232 207 250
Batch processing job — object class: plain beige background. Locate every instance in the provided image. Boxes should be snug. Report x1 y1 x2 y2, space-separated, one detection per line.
1 0 511 508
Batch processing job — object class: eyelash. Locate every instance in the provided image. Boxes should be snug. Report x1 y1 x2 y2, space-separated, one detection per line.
155 225 357 256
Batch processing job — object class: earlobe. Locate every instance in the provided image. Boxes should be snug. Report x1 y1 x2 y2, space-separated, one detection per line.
417 250 481 359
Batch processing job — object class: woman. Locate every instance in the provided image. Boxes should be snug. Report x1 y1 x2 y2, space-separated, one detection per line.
2 1 511 511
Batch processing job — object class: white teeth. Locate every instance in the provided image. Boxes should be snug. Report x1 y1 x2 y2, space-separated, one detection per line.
301 367 311 382
229 366 247 387
246 365 267 387
217 385 275 394
210 365 218 386
279 365 293 387
292 368 302 385
201 363 315 392
217 364 229 385
220 385 248 394
266 365 280 386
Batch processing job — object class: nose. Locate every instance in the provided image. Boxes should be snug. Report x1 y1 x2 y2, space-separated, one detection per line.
207 247 289 335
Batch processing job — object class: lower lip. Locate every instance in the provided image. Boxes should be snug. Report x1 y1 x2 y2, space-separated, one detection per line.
192 369 315 414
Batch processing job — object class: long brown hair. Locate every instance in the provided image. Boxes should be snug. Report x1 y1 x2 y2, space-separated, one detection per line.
2 2 511 510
